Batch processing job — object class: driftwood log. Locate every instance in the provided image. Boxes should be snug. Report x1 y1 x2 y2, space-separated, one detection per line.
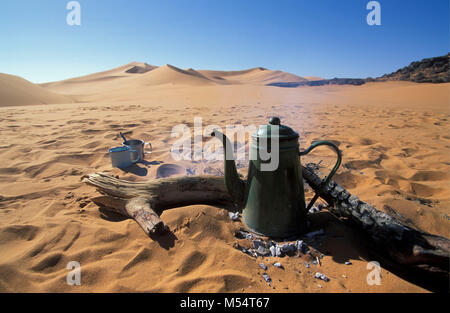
82 174 232 235
301 165 449 289
82 166 449 288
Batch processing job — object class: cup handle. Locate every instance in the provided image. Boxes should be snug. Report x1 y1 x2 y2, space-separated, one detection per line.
144 142 152 154
130 149 140 163
299 141 342 211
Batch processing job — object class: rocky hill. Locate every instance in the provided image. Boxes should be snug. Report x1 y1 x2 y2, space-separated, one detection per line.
370 53 449 83
267 78 365 87
269 54 449 88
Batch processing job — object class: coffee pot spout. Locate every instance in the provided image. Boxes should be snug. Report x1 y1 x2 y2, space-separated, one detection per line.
211 129 246 205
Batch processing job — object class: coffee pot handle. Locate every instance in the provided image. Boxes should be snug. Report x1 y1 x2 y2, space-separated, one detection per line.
299 141 342 211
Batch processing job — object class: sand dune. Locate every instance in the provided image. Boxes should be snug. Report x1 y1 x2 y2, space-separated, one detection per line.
199 67 308 85
42 62 156 85
40 62 158 95
125 63 157 74
0 73 72 107
136 64 214 86
0 63 449 292
40 63 310 97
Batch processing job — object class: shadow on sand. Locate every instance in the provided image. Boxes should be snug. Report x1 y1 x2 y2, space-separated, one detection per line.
305 211 448 292
149 228 178 250
120 164 148 176
99 206 178 250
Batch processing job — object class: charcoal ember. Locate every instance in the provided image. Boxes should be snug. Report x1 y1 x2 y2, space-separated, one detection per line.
256 246 271 257
314 272 330 282
296 240 309 254
233 242 242 250
321 274 330 282
245 249 258 258
305 262 310 268
235 229 258 240
280 243 296 256
263 273 272 284
252 240 266 249
308 206 320 214
234 242 257 258
228 212 240 221
259 263 268 270
269 245 277 257
245 233 255 240
235 231 249 239
273 262 284 269
275 244 282 257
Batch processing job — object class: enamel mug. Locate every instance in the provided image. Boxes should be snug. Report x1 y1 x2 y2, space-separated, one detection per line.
122 139 152 162
109 146 140 169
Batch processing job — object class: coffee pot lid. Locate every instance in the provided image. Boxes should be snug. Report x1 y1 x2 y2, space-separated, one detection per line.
252 117 299 140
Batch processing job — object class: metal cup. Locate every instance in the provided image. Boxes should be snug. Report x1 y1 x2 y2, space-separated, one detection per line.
109 146 140 169
122 139 152 162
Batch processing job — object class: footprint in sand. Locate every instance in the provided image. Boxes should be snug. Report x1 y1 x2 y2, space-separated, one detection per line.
0 224 39 242
359 138 376 146
81 129 103 134
408 170 449 182
30 252 63 272
408 182 445 198
120 247 153 274
177 251 208 276
343 159 378 170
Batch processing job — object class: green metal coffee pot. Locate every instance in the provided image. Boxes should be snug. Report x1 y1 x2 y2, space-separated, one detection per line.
212 117 342 238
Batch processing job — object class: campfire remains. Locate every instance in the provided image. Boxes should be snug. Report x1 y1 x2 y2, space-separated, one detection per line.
82 164 449 288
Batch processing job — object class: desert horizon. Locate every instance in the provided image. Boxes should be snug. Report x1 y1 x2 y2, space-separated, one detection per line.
1 54 449 293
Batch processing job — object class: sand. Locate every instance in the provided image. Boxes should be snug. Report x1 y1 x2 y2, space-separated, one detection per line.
0 63 449 292
0 73 73 107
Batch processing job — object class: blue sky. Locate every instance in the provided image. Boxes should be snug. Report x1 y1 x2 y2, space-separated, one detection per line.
0 0 448 83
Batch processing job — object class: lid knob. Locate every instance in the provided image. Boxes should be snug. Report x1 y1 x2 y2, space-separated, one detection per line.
269 117 280 125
